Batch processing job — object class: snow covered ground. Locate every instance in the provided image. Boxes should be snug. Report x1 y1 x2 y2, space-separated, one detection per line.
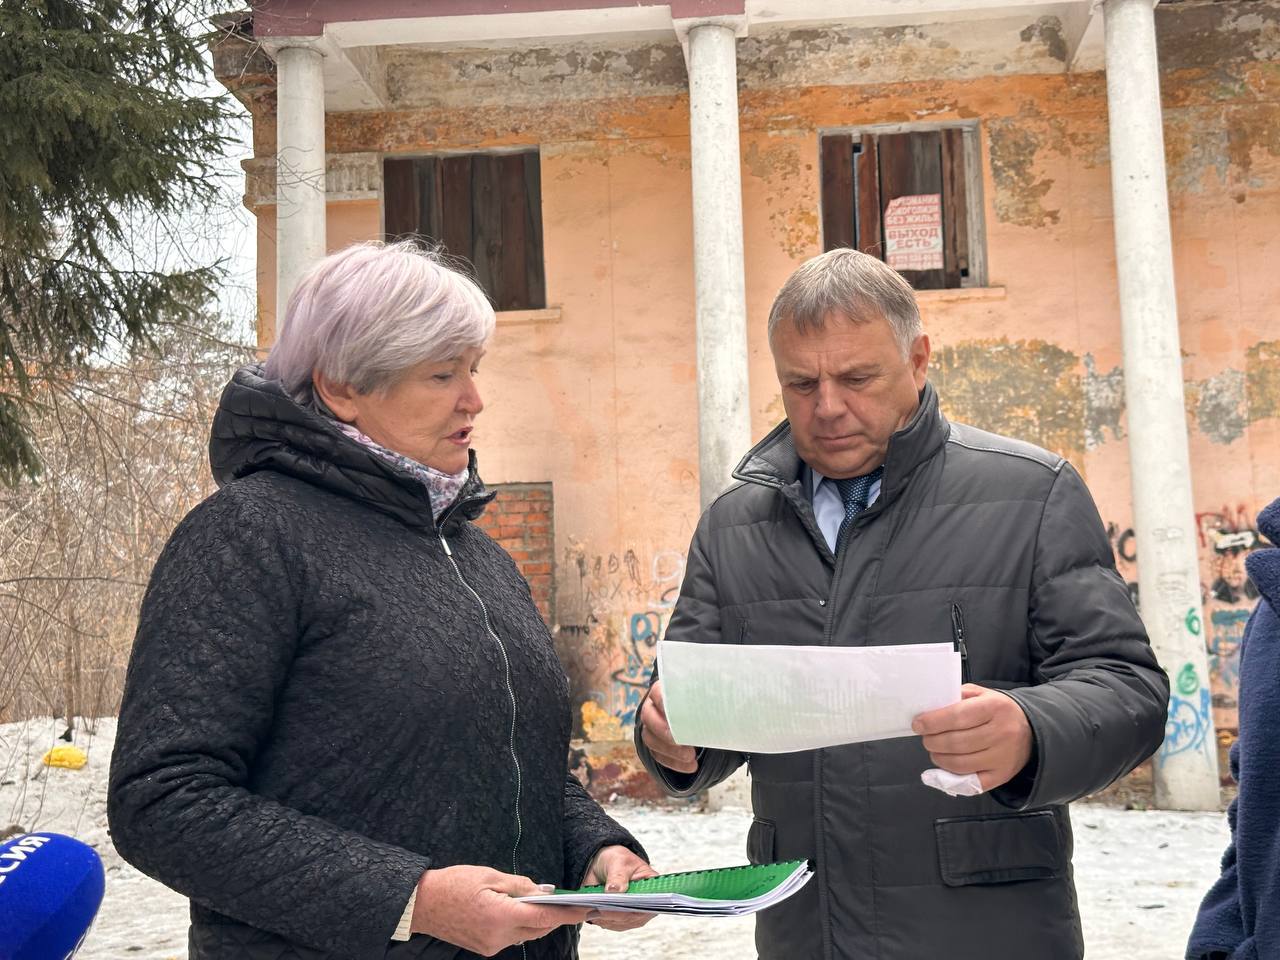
2 718 1230 959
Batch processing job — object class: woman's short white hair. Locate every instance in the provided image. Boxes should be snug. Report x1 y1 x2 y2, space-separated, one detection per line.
265 240 495 398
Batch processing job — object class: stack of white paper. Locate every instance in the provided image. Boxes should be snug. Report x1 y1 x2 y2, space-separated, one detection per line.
658 640 961 753
517 860 813 916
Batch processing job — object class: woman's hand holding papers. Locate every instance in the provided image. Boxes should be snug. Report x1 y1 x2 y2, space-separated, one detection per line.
411 865 591 955
639 681 699 774
581 845 660 931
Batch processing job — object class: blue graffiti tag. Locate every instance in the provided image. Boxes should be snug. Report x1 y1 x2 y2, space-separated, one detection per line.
1209 608 1251 701
1159 687 1212 761
1208 608 1251 659
610 611 662 726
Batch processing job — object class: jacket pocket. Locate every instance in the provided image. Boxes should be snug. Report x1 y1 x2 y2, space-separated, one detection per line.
934 810 1066 886
747 817 776 864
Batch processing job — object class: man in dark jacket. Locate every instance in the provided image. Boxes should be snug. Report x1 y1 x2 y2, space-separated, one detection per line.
1188 497 1280 960
636 249 1170 960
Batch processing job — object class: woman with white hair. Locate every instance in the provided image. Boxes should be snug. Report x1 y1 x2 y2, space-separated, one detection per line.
108 242 655 960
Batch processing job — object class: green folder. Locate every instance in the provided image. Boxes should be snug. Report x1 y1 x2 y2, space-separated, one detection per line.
518 860 813 916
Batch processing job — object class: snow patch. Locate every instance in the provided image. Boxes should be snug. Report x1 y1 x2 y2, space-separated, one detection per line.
1 718 1230 959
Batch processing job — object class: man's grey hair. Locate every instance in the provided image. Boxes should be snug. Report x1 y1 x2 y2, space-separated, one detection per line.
767 249 924 357
265 240 495 399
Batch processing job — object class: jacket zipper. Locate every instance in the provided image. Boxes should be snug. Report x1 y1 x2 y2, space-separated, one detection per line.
741 469 887 960
951 602 971 683
438 533 525 880
816 509 855 960
437 500 532 960
822 528 850 642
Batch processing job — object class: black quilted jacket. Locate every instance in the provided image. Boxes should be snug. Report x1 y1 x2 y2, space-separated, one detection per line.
108 365 644 960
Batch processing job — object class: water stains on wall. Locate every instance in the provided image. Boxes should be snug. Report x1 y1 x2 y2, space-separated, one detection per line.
933 338 1084 460
1188 369 1248 445
985 119 1061 228
382 39 689 109
1247 340 1280 422
1083 355 1127 450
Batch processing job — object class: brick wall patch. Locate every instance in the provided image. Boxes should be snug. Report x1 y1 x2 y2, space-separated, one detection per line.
472 482 555 626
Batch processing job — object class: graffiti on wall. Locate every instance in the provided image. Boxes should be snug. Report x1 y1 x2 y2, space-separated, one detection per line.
1198 505 1265 727
556 543 688 799
1198 506 1262 604
1159 661 1213 764
1108 504 1267 738
556 542 686 738
1105 521 1141 608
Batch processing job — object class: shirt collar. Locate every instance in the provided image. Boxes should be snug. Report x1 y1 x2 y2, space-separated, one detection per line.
808 464 827 499
806 463 888 501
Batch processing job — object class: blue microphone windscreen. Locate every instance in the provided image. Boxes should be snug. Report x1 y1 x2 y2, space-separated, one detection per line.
0 832 105 960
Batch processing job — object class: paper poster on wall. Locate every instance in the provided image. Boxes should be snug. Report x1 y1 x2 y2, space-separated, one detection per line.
884 193 944 272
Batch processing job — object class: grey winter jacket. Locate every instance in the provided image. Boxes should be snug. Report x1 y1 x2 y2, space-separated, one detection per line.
635 382 1169 960
109 365 643 960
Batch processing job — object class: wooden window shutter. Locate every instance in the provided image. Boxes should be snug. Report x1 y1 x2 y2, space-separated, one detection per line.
470 153 503 303
383 158 418 242
821 134 888 259
382 152 546 311
940 128 970 288
522 152 546 311
820 134 855 251
854 135 881 258
439 155 473 267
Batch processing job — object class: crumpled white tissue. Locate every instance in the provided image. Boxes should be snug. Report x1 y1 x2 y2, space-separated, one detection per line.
921 768 985 797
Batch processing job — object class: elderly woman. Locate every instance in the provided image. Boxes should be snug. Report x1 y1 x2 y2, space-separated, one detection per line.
108 242 655 959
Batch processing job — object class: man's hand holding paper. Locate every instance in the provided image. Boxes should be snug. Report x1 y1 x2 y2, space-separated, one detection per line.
645 640 1034 796
639 680 698 774
912 684 1035 793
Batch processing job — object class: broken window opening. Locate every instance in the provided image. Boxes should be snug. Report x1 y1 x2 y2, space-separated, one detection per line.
821 127 983 291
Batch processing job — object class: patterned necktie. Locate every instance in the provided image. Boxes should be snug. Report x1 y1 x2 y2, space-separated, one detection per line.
835 467 884 542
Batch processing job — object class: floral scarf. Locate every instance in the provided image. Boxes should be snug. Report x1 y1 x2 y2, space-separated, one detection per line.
297 382 470 521
335 422 469 521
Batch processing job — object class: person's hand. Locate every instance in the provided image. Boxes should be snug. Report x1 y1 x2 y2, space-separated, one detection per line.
582 845 659 932
911 684 1034 792
639 681 698 774
411 865 591 956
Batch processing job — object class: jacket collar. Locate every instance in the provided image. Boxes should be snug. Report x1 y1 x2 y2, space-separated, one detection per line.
1246 497 1280 610
209 364 494 533
732 380 950 504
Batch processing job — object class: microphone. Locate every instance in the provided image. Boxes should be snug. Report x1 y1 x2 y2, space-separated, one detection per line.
0 832 105 960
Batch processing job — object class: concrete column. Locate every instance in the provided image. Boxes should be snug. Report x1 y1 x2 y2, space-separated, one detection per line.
274 43 327 339
1103 0 1219 810
685 21 752 509
680 19 754 812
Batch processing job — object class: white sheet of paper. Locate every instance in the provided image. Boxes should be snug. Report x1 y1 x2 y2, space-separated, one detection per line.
657 640 961 754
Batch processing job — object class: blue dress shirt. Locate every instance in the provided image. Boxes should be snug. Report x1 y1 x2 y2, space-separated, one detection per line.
808 466 882 553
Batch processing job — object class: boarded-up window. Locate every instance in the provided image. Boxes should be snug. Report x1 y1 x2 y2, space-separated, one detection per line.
820 129 977 290
383 152 546 311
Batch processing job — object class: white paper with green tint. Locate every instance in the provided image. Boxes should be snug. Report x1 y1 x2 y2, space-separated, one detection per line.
657 640 960 753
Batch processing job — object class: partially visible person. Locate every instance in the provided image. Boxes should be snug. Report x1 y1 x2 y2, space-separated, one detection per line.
109 241 654 959
1188 497 1280 960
